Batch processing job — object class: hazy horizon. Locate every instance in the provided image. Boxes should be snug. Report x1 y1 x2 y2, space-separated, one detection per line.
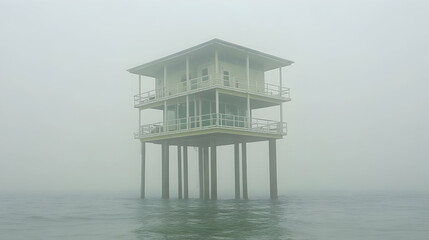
1 0 428 198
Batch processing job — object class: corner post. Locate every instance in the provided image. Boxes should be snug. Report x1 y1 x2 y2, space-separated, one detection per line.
269 139 278 199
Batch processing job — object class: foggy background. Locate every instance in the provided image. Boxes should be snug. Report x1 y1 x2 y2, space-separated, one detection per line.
0 0 428 198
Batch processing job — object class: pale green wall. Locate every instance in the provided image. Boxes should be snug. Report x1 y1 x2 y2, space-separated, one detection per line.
154 56 265 92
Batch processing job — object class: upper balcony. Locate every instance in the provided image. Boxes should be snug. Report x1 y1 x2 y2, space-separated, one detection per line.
134 73 290 108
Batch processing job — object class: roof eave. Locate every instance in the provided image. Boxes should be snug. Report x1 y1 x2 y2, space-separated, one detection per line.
127 39 294 75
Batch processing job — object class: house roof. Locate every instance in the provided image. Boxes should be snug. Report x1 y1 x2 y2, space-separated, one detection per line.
127 38 294 77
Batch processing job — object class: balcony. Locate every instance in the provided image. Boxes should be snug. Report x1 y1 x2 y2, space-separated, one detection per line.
134 73 290 107
135 113 287 139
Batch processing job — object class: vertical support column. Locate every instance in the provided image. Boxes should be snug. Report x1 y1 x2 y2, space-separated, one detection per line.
140 141 145 199
186 95 189 129
177 146 182 199
163 101 167 132
246 53 252 128
138 75 142 135
186 56 190 91
269 139 278 200
194 97 197 127
162 142 170 199
183 146 189 199
199 99 202 128
198 146 203 199
247 95 251 128
203 146 210 200
139 75 142 94
138 109 141 136
215 49 219 74
163 65 167 97
242 142 248 200
210 137 217 200
234 143 240 199
246 55 251 128
215 90 219 125
279 67 283 94
279 68 283 124
246 54 250 90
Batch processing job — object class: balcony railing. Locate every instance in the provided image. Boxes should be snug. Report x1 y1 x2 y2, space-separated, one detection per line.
134 113 287 139
134 73 290 106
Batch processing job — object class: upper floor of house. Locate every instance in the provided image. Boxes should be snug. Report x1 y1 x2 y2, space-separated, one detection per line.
128 39 294 108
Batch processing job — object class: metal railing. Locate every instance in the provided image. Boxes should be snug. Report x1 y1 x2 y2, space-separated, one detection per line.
134 113 287 139
134 73 290 106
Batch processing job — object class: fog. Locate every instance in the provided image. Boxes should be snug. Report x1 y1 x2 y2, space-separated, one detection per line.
0 0 428 197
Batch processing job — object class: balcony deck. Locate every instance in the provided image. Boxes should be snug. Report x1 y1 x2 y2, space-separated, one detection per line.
135 113 286 145
134 73 290 108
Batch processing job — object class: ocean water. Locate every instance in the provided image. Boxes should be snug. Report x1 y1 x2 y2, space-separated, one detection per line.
0 193 428 240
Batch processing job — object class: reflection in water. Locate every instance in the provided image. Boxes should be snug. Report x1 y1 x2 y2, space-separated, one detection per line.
134 199 288 239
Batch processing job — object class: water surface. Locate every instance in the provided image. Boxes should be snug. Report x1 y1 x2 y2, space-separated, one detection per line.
1 193 428 239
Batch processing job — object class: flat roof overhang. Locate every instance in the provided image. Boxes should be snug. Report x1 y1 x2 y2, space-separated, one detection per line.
128 39 294 78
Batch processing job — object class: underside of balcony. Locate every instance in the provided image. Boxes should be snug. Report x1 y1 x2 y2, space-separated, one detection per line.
135 113 286 146
138 128 284 147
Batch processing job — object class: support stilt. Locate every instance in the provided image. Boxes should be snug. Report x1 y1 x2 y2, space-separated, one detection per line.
210 138 217 200
203 146 210 200
178 146 182 199
183 146 188 199
162 142 169 199
140 141 145 199
234 143 240 199
198 146 203 199
269 139 278 199
242 142 248 200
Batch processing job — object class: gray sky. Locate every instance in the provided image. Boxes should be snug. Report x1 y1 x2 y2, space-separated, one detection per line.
0 0 428 197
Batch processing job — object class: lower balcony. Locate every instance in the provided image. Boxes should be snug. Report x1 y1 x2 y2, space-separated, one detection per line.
135 113 287 140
